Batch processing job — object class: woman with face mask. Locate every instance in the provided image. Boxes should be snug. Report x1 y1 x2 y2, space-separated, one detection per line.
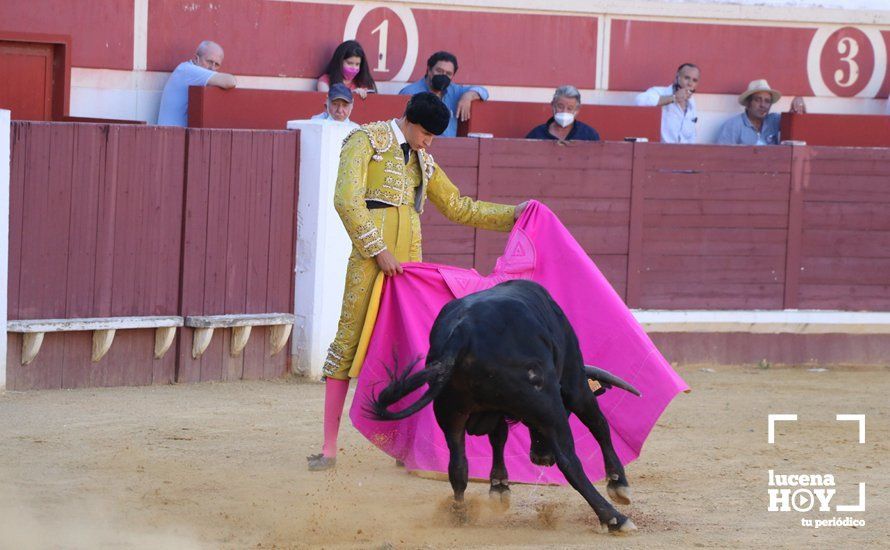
526 86 600 142
317 40 377 99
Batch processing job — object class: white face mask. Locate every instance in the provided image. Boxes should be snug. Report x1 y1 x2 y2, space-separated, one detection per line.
554 112 575 127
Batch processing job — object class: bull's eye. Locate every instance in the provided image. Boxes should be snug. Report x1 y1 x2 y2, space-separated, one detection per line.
527 368 543 390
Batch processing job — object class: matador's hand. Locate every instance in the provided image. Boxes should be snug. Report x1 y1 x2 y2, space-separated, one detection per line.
375 249 403 276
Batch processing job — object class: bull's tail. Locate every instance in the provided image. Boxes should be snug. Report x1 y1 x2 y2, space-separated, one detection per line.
369 356 456 421
584 365 642 397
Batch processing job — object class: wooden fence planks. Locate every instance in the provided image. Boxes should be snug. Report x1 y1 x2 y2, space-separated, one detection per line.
798 146 890 310
7 122 297 389
422 139 480 269
177 128 298 383
635 143 793 309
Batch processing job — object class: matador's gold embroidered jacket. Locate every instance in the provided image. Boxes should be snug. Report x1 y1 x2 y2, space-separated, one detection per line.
333 121 515 259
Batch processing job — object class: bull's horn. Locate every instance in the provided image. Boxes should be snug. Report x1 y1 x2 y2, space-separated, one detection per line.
584 365 642 397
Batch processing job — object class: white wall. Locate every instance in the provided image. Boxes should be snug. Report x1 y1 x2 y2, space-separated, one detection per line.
287 120 354 379
0 110 10 390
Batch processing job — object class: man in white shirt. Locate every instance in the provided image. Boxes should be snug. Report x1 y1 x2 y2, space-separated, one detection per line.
634 63 700 144
157 40 237 127
311 83 360 129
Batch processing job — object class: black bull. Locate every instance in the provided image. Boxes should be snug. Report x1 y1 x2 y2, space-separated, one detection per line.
370 279 640 533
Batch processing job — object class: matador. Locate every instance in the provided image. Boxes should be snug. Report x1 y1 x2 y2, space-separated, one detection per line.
308 92 527 471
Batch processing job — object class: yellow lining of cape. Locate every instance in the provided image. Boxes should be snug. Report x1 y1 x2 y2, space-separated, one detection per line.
349 271 386 378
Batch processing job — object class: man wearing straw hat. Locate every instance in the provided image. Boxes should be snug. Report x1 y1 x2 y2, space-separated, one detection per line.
716 79 806 145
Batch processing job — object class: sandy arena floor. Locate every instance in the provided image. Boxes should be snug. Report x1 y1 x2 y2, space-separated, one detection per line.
0 364 887 549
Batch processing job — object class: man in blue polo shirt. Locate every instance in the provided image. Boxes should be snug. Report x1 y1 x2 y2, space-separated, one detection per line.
399 51 488 137
526 86 600 142
157 40 237 127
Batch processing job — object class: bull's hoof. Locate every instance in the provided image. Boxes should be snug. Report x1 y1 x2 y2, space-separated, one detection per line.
607 481 632 505
602 516 637 534
529 451 556 467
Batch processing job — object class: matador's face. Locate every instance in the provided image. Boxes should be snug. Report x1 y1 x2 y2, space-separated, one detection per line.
404 121 435 151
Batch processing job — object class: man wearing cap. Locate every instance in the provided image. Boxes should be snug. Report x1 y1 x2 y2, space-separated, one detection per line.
716 79 806 145
307 92 528 471
311 83 360 129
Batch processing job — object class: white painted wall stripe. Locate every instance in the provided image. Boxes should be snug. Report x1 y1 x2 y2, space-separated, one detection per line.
0 109 9 390
600 15 612 91
595 15 606 90
133 0 149 71
632 309 890 334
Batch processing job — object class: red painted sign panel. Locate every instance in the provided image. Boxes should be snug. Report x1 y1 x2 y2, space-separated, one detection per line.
0 0 133 69
5 1 886 101
609 19 815 96
148 1 597 88
408 9 597 87
147 1 350 75
610 19 889 99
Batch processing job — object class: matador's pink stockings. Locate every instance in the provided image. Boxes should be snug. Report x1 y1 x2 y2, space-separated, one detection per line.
322 378 349 457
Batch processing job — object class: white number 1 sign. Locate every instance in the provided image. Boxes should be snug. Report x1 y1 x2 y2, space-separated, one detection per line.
344 4 419 82
371 19 390 73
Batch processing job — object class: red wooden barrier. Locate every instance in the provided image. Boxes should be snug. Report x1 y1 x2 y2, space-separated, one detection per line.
780 113 890 147
188 87 410 129
459 101 661 141
177 129 299 383
798 146 890 310
421 139 481 269
7 123 186 390
428 139 887 313
633 144 793 309
474 139 635 298
7 122 300 390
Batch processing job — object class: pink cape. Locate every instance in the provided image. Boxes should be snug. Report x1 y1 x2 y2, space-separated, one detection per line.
349 201 688 484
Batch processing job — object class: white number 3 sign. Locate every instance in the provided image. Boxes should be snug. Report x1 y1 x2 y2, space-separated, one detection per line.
808 26 886 98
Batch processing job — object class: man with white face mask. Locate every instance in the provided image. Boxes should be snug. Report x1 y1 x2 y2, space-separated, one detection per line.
526 86 600 142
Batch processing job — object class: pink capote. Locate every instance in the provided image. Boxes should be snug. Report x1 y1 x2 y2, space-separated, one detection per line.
349 201 688 484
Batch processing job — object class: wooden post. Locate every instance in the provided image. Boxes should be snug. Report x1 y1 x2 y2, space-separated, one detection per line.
784 145 808 309
474 137 493 271
0 110 9 390
625 142 647 307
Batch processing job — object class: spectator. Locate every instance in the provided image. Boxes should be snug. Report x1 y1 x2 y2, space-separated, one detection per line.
634 63 700 143
311 83 359 129
525 86 600 142
156 40 236 127
399 51 488 137
715 79 806 145
317 40 376 100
